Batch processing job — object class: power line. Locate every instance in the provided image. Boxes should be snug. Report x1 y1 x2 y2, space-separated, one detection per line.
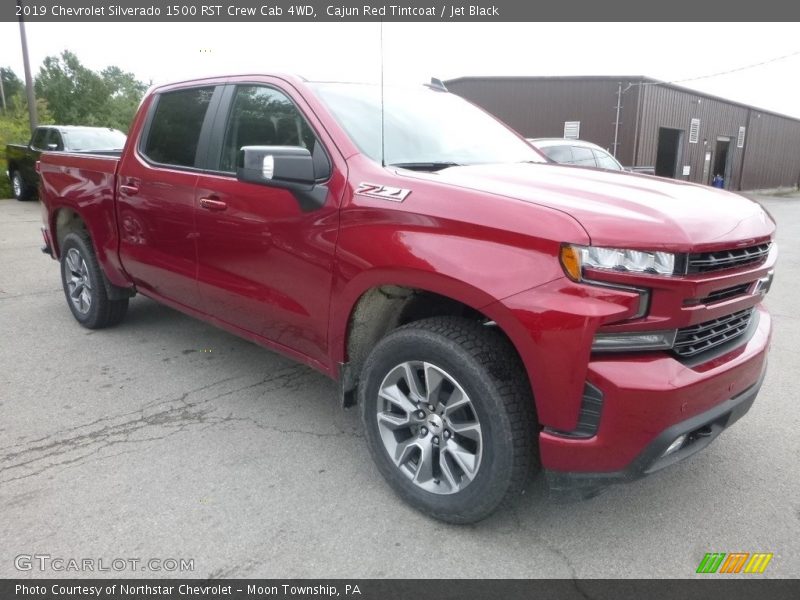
637 48 800 89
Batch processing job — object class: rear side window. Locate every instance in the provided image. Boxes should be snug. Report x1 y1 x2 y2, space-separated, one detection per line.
218 85 317 173
143 87 215 167
31 128 49 150
542 145 573 164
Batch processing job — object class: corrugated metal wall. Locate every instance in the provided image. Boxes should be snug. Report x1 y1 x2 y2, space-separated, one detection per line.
636 84 750 187
447 76 800 191
740 112 800 190
446 77 642 166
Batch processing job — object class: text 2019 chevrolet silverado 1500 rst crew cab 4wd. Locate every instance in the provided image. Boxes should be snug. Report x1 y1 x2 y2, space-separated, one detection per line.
37 75 776 523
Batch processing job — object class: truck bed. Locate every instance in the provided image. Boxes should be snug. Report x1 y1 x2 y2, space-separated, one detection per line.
39 151 127 287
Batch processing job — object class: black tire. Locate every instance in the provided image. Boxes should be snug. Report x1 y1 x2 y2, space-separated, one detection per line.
59 231 128 329
359 316 538 524
10 170 32 201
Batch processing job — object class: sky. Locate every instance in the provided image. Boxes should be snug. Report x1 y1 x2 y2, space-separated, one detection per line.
1 22 799 118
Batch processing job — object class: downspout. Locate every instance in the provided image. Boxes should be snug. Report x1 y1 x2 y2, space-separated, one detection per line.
738 109 752 191
613 82 622 157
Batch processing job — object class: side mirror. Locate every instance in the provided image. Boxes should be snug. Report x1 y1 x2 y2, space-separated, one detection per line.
237 146 316 189
46 143 59 151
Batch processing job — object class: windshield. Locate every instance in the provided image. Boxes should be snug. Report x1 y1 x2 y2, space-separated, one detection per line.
311 83 546 168
62 129 127 152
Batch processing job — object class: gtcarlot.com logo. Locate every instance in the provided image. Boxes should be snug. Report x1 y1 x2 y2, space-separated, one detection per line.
696 552 773 574
15 554 195 573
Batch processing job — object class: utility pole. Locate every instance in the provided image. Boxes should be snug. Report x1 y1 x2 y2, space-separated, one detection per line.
612 82 622 157
0 71 6 112
18 0 38 133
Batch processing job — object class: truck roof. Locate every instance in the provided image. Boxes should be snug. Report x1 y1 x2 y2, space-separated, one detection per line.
38 125 123 133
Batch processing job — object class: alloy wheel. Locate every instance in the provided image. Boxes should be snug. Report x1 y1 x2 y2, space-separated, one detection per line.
376 361 483 494
64 247 93 314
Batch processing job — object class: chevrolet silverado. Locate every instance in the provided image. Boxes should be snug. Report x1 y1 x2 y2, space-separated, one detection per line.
37 75 776 523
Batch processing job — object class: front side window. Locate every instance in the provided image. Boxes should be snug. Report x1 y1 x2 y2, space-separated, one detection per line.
218 86 317 173
44 129 64 150
593 149 623 171
143 87 215 167
541 145 573 164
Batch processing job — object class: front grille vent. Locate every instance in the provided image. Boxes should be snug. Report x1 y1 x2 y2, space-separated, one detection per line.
686 243 770 274
697 283 751 305
673 308 754 358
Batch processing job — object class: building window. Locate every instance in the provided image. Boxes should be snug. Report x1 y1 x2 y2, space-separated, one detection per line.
689 118 701 144
563 121 580 139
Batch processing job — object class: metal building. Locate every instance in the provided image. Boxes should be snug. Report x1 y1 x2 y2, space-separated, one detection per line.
446 76 800 191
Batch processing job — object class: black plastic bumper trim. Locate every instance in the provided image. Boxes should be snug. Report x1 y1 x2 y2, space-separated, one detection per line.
543 382 603 439
545 365 766 502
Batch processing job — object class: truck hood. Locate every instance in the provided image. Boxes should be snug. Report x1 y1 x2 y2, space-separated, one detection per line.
415 163 775 250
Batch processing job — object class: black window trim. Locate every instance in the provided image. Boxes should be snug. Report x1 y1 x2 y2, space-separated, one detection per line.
137 84 225 173
201 82 332 183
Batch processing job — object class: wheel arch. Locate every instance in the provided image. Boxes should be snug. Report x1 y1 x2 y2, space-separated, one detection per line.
52 206 89 259
332 270 537 413
52 206 134 300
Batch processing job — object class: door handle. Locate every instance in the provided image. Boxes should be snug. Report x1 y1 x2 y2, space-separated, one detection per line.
119 184 139 195
199 197 228 211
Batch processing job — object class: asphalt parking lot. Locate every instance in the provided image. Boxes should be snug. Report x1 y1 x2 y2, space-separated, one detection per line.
1 194 798 579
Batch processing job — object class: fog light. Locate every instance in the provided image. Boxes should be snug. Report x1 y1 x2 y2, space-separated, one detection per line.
592 330 677 352
663 434 687 456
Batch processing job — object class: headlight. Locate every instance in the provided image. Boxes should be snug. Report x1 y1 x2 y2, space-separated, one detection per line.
560 244 676 281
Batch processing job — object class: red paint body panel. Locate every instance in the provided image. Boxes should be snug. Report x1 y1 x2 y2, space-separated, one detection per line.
37 152 130 288
193 173 341 366
37 74 777 479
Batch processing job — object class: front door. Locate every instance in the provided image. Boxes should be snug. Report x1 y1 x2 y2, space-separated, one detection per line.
193 83 339 365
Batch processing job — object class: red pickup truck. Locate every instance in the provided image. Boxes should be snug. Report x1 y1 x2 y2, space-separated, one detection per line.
38 74 776 523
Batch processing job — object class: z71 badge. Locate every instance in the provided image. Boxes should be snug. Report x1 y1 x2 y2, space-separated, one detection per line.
356 183 411 202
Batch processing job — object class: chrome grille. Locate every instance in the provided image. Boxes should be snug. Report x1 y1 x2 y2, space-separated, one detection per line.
687 243 770 274
673 308 754 358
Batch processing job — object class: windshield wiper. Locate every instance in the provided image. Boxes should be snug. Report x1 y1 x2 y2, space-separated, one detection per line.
389 162 461 172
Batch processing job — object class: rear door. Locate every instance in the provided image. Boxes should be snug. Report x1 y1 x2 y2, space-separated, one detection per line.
116 85 222 307
192 82 341 366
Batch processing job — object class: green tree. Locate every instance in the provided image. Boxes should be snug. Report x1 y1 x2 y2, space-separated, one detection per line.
33 50 145 132
100 66 148 131
1 67 24 110
35 50 108 126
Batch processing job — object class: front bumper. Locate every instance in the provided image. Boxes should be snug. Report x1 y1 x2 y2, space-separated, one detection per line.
545 368 765 500
540 304 771 500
